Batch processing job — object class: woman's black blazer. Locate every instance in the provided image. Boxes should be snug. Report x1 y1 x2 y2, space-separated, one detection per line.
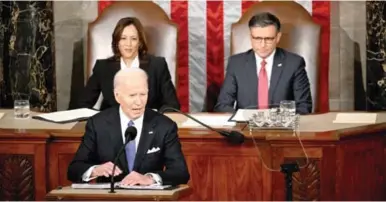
75 54 180 111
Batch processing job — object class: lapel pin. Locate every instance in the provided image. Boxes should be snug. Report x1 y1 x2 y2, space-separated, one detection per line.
149 131 154 134
278 63 282 67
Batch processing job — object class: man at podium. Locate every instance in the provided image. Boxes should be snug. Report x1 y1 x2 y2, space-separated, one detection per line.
67 68 190 186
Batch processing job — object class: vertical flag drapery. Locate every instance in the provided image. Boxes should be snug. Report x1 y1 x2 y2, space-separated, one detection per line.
98 0 330 113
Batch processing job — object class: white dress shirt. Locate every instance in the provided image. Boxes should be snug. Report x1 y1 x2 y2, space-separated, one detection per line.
255 49 276 89
120 56 140 69
119 106 143 148
81 107 162 185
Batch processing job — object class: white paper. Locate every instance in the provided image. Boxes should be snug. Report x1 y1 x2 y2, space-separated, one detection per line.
118 184 171 190
181 114 236 127
333 113 377 124
71 183 111 189
32 108 99 123
0 113 4 120
71 183 171 190
230 109 268 122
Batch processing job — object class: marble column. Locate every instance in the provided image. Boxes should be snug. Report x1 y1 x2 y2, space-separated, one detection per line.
0 1 56 112
0 3 5 107
366 1 386 110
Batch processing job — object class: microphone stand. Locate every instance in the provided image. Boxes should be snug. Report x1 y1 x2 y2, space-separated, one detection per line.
280 163 299 201
110 126 137 193
160 107 245 144
109 143 129 193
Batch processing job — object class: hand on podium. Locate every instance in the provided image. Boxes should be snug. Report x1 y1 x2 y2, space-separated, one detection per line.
91 162 122 178
121 171 154 186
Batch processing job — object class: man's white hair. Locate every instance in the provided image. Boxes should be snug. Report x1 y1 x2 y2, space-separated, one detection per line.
113 68 148 90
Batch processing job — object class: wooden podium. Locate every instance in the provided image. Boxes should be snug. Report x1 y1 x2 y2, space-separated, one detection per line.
45 185 191 201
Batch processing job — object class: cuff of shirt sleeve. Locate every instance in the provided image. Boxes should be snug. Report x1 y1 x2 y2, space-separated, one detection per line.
82 165 98 182
145 173 163 185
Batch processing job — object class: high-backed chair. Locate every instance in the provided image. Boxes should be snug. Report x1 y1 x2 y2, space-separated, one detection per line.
231 1 320 112
87 1 178 109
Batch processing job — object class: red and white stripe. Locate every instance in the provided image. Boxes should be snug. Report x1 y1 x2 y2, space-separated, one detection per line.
98 0 330 113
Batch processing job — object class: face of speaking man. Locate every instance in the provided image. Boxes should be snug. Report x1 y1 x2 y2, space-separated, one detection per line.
114 70 148 120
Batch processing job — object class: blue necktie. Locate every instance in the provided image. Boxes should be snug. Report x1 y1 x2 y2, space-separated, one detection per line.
125 120 136 172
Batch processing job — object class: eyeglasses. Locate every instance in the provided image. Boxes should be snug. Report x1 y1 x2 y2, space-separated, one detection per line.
253 36 276 44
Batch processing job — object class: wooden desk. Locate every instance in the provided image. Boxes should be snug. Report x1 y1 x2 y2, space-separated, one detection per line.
0 112 385 200
45 185 191 201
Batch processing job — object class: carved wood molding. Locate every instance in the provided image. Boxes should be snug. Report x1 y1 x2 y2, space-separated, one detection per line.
0 154 34 201
285 158 321 201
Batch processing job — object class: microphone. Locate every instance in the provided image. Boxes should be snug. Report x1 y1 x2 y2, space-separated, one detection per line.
109 126 137 193
280 162 300 201
160 107 245 145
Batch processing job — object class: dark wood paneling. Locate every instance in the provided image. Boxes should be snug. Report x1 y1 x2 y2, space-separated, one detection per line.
0 140 48 201
1 121 386 200
320 146 337 200
181 140 267 200
0 155 34 200
211 156 262 200
48 142 79 190
336 136 385 200
184 156 212 200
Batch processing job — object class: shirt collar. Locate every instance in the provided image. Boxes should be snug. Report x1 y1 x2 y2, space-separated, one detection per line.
119 106 144 128
255 48 276 65
120 55 140 69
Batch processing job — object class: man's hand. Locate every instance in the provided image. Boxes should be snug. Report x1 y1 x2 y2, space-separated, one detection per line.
91 162 122 178
120 171 154 186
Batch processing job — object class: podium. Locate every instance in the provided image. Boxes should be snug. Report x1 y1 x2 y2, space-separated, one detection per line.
45 185 191 201
1 111 386 200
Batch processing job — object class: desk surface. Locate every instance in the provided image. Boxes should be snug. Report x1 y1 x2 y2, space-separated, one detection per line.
45 185 191 201
0 109 386 141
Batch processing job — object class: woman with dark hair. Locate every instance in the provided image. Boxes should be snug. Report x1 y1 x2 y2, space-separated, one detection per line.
75 17 180 111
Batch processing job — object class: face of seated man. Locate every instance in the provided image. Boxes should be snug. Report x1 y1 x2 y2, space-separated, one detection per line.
250 24 282 59
113 69 149 119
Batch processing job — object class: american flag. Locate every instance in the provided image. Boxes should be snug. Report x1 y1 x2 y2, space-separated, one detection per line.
98 0 330 113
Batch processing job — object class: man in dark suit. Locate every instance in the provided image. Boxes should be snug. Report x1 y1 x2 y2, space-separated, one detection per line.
215 12 312 114
67 68 190 186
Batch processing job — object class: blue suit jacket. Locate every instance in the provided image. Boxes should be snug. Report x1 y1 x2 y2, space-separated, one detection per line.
215 48 312 114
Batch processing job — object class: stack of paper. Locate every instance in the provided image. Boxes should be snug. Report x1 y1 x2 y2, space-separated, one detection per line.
32 108 99 124
119 184 171 190
229 109 269 122
333 113 377 124
71 183 112 189
71 183 171 190
181 114 236 127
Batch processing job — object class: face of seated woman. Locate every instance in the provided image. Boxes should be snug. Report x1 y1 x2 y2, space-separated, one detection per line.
118 24 140 61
